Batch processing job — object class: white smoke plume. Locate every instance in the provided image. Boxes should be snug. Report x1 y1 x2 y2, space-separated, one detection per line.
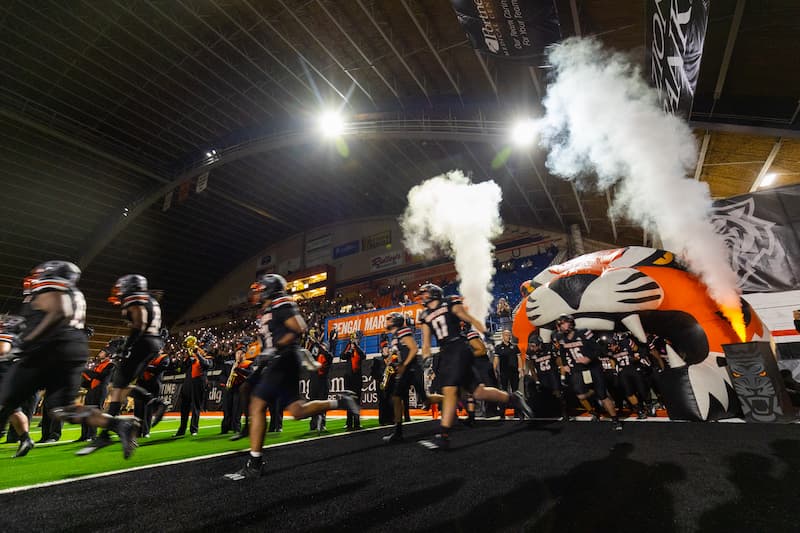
539 37 741 313
400 171 503 323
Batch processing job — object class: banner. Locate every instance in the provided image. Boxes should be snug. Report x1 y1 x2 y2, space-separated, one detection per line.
162 190 173 212
306 233 332 252
333 240 360 259
370 251 404 272
712 185 800 293
326 304 424 338
646 0 710 117
195 172 209 193
450 0 561 62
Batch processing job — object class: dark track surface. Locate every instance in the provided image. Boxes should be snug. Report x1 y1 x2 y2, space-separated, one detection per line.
2 420 799 533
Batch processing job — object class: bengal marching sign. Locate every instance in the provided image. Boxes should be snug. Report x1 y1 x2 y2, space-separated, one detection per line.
326 304 424 338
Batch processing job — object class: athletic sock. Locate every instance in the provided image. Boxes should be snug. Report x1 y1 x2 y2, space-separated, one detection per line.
250 451 262 459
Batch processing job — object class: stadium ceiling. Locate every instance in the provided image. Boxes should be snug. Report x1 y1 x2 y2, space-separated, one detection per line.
1 0 799 351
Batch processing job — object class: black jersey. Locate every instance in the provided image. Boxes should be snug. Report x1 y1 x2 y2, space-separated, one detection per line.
22 278 87 345
122 292 162 337
599 355 616 372
611 338 641 370
395 326 414 361
308 340 332 377
259 295 301 351
420 295 465 344
527 345 557 374
553 329 599 367
648 334 670 368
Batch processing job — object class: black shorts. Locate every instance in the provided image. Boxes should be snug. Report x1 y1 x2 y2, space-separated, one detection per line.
112 336 162 388
393 362 421 400
569 363 608 400
435 340 479 394
473 356 495 387
0 351 85 415
538 369 561 393
252 349 300 407
618 366 648 398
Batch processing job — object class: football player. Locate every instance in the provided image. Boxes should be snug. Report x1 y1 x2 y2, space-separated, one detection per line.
526 334 568 420
417 284 532 450
608 332 649 419
0 262 125 458
382 312 425 443
74 274 163 457
224 274 359 480
553 314 622 431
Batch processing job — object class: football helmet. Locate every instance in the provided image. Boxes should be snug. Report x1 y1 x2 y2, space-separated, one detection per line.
418 283 443 304
250 274 287 303
109 274 148 305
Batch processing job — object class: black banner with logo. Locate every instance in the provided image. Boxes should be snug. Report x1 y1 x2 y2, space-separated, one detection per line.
450 0 561 63
712 185 800 293
646 0 710 117
158 359 423 411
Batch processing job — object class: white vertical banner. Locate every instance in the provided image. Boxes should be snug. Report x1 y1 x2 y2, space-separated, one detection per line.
162 190 173 212
196 172 209 193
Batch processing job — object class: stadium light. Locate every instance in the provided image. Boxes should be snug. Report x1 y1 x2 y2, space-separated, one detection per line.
761 172 778 188
318 110 346 138
509 118 538 147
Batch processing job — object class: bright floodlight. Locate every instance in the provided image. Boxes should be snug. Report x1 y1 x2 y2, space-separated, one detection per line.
510 119 538 147
319 110 345 138
761 172 778 188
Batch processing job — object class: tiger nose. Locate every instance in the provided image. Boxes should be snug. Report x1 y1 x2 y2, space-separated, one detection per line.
548 274 599 310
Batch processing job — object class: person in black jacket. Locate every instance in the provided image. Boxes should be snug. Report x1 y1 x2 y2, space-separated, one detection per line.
340 332 364 431
78 342 117 442
307 331 333 432
175 336 212 437
494 329 522 419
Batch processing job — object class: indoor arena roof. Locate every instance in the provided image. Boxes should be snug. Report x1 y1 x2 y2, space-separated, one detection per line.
1 0 799 350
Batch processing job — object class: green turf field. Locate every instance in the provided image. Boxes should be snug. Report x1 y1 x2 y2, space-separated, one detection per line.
0 416 382 490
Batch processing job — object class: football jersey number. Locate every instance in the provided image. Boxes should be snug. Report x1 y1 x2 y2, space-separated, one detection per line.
260 314 274 349
430 315 449 340
539 358 551 371
69 291 87 329
146 303 162 335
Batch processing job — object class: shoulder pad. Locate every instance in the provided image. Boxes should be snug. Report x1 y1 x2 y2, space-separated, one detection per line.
30 279 70 294
447 295 463 305
396 327 413 338
122 293 150 308
271 296 295 309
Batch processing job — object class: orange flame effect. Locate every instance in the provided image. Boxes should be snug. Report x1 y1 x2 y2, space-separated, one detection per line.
720 304 747 342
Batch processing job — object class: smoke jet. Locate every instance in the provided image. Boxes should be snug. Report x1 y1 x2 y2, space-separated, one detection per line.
539 37 744 339
400 171 503 323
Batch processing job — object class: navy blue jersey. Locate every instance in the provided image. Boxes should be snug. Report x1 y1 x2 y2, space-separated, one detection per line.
259 296 301 350
420 295 465 344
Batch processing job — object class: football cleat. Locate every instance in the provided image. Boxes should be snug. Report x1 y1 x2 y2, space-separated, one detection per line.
224 457 265 481
298 348 321 371
13 437 34 458
382 431 404 444
116 419 140 459
148 398 169 428
76 435 113 456
418 434 450 451
510 390 534 420
338 391 360 416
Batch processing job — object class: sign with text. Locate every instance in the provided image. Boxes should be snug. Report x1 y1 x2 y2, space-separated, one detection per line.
370 251 404 272
326 304 424 338
646 0 710 117
362 230 392 251
333 240 360 259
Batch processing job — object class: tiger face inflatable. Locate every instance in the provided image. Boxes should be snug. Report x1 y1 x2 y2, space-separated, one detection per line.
512 246 767 421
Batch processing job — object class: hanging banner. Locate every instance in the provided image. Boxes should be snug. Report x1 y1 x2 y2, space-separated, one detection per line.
326 304 424 338
362 230 392 251
162 190 173 212
646 0 710 117
195 172 209 193
711 185 800 293
449 0 561 63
